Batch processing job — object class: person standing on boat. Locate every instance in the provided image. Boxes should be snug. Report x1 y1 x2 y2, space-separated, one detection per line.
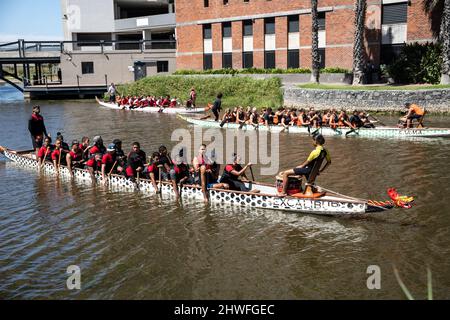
108 83 117 104
279 134 331 196
189 87 197 108
211 93 223 122
28 106 49 157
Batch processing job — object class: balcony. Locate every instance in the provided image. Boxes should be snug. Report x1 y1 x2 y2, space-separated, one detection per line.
115 13 175 32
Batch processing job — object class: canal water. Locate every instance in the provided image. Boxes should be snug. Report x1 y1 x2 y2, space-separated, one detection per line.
1 83 450 299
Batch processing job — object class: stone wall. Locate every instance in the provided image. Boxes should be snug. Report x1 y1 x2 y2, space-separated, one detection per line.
284 87 450 113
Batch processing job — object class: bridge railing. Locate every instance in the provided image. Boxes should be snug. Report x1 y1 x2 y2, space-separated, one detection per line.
0 39 176 56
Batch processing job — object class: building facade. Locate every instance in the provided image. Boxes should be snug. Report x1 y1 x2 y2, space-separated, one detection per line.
175 0 435 71
59 0 176 86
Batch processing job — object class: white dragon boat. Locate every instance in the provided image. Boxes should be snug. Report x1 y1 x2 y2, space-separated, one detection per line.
96 97 205 114
178 115 450 139
0 146 412 216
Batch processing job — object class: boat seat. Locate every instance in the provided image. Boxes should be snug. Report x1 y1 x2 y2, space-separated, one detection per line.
303 149 327 197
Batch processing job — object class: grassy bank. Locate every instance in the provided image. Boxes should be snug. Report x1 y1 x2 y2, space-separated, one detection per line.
297 83 450 90
116 76 284 108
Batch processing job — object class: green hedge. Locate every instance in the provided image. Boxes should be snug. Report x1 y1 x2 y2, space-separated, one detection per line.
173 67 350 75
386 42 442 84
115 76 284 109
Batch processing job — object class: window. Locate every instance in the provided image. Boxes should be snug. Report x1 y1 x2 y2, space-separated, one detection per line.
318 12 326 31
223 53 232 68
222 22 232 38
244 0 249 2
243 52 253 68
264 18 275 35
318 48 325 69
81 62 94 74
243 20 253 36
288 15 299 33
381 44 404 64
223 0 229 5
382 3 408 24
287 50 299 69
204 0 209 7
157 61 168 73
203 24 212 39
203 54 212 70
264 51 275 69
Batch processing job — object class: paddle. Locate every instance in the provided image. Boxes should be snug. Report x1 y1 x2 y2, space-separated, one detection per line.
57 148 62 175
249 165 255 182
136 171 140 191
158 164 163 194
368 113 386 126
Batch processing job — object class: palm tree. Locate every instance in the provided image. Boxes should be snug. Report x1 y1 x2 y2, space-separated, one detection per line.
310 0 320 83
352 0 367 85
423 0 449 84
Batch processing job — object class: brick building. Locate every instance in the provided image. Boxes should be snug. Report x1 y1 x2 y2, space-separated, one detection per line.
175 0 436 71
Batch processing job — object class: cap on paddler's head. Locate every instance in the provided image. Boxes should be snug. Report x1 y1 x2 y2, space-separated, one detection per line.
93 136 102 143
56 132 64 141
71 139 79 146
107 143 116 152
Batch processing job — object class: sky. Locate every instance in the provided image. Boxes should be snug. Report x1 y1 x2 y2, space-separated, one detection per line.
0 0 63 42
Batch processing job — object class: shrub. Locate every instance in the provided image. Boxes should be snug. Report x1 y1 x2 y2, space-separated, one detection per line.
173 67 350 75
387 42 442 84
320 67 351 73
115 76 283 109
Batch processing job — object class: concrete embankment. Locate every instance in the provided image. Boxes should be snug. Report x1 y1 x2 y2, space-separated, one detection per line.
284 87 450 113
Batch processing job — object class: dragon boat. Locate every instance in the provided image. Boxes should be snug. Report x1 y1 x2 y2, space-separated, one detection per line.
178 114 450 139
96 97 205 114
0 146 413 216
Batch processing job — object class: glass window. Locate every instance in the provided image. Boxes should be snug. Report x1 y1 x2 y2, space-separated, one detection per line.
318 48 325 69
243 52 253 68
264 51 275 69
223 53 233 69
203 54 212 70
382 3 408 24
203 24 212 39
81 62 94 74
287 50 299 69
243 20 253 36
222 22 232 38
204 0 209 8
264 17 275 35
318 12 326 31
288 15 299 33
157 61 168 73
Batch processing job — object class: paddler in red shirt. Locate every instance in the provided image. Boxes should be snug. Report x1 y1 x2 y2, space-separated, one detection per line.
86 153 103 185
66 140 83 178
101 143 123 184
51 139 65 175
37 136 53 169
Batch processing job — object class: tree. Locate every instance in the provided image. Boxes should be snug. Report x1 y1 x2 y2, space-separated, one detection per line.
352 0 367 85
310 0 320 83
423 0 449 84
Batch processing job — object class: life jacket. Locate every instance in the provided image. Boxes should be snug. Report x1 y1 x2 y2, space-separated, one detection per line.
69 150 83 162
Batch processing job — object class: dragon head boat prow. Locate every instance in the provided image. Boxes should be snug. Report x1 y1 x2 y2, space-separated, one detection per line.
387 188 415 209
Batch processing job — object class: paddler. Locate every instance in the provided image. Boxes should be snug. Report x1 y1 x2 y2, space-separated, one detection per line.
278 134 331 196
192 144 210 202
28 105 49 158
51 138 65 175
101 143 122 184
401 102 425 128
219 153 258 193
37 136 53 169
66 140 84 178
86 153 103 184
158 145 179 198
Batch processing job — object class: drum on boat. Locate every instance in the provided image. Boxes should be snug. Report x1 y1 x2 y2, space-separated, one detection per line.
276 175 302 195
